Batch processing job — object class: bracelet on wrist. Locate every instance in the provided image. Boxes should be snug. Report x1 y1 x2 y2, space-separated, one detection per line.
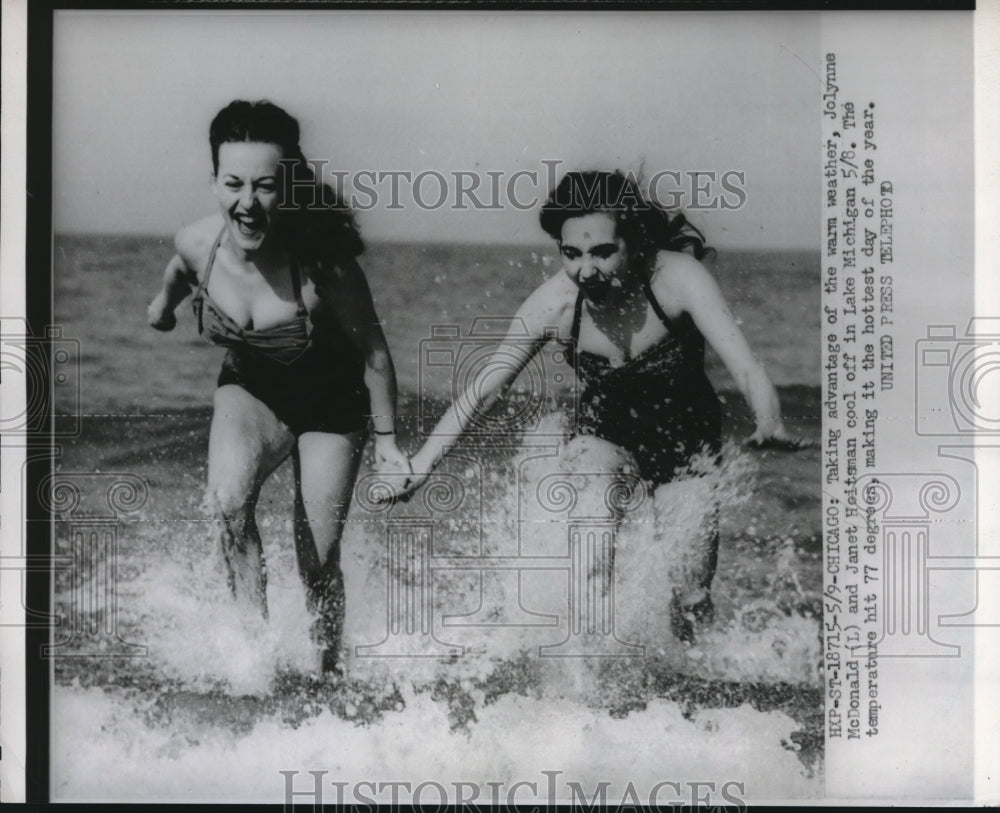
373 429 395 436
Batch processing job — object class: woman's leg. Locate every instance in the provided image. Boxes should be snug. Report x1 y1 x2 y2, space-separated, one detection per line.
292 430 367 673
564 436 719 644
655 475 720 643
559 435 638 598
206 385 295 618
560 434 637 522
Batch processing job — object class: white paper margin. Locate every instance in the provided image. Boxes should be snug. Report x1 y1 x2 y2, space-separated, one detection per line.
0 2 998 805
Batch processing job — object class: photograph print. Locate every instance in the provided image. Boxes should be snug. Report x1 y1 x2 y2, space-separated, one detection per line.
43 7 824 804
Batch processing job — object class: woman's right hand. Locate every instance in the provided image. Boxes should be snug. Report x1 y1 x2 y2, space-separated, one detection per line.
743 422 814 451
373 451 432 503
147 291 177 331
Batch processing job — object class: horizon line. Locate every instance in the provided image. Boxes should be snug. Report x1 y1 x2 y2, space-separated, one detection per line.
52 230 820 255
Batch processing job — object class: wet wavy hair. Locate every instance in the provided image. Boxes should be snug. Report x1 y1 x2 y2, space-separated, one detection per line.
539 170 714 273
209 100 363 264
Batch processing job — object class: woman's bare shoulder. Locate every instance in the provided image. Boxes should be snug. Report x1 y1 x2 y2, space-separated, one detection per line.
650 250 717 304
532 268 577 299
512 270 578 339
526 269 576 311
174 215 224 272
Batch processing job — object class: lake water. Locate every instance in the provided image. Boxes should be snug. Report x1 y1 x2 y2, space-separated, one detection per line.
50 235 823 802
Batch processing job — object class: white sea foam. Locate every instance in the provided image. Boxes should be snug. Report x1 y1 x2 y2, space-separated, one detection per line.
52 417 820 801
52 687 819 802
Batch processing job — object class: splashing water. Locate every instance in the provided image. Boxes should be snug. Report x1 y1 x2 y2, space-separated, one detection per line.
52 411 821 802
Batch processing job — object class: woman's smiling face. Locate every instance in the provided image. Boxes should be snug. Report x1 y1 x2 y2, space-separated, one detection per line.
212 140 285 254
559 212 630 307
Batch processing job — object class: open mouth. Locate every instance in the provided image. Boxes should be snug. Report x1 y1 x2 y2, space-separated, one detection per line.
581 279 612 306
232 212 267 238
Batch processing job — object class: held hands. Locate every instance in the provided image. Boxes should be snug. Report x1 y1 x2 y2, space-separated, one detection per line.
743 421 815 452
147 291 177 331
372 435 430 503
374 433 409 472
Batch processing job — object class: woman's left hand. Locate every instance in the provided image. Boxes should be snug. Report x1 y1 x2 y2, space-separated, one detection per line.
371 461 430 503
372 436 423 502
147 291 178 331
374 434 410 473
743 423 814 451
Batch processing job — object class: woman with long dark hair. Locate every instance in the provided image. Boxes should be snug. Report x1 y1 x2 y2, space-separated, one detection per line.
147 100 408 673
383 169 808 642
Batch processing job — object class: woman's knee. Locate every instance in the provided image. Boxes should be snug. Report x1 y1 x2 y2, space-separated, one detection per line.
561 435 633 476
295 431 365 536
204 482 256 525
209 386 294 468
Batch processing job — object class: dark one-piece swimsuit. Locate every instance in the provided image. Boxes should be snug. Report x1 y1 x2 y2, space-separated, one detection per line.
569 276 722 488
570 277 722 636
192 228 369 436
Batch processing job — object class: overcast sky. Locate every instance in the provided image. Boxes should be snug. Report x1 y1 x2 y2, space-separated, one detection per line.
53 10 820 249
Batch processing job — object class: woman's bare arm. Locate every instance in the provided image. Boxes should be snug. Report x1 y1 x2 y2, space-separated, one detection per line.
315 257 409 469
404 274 573 491
659 253 809 448
147 228 202 330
